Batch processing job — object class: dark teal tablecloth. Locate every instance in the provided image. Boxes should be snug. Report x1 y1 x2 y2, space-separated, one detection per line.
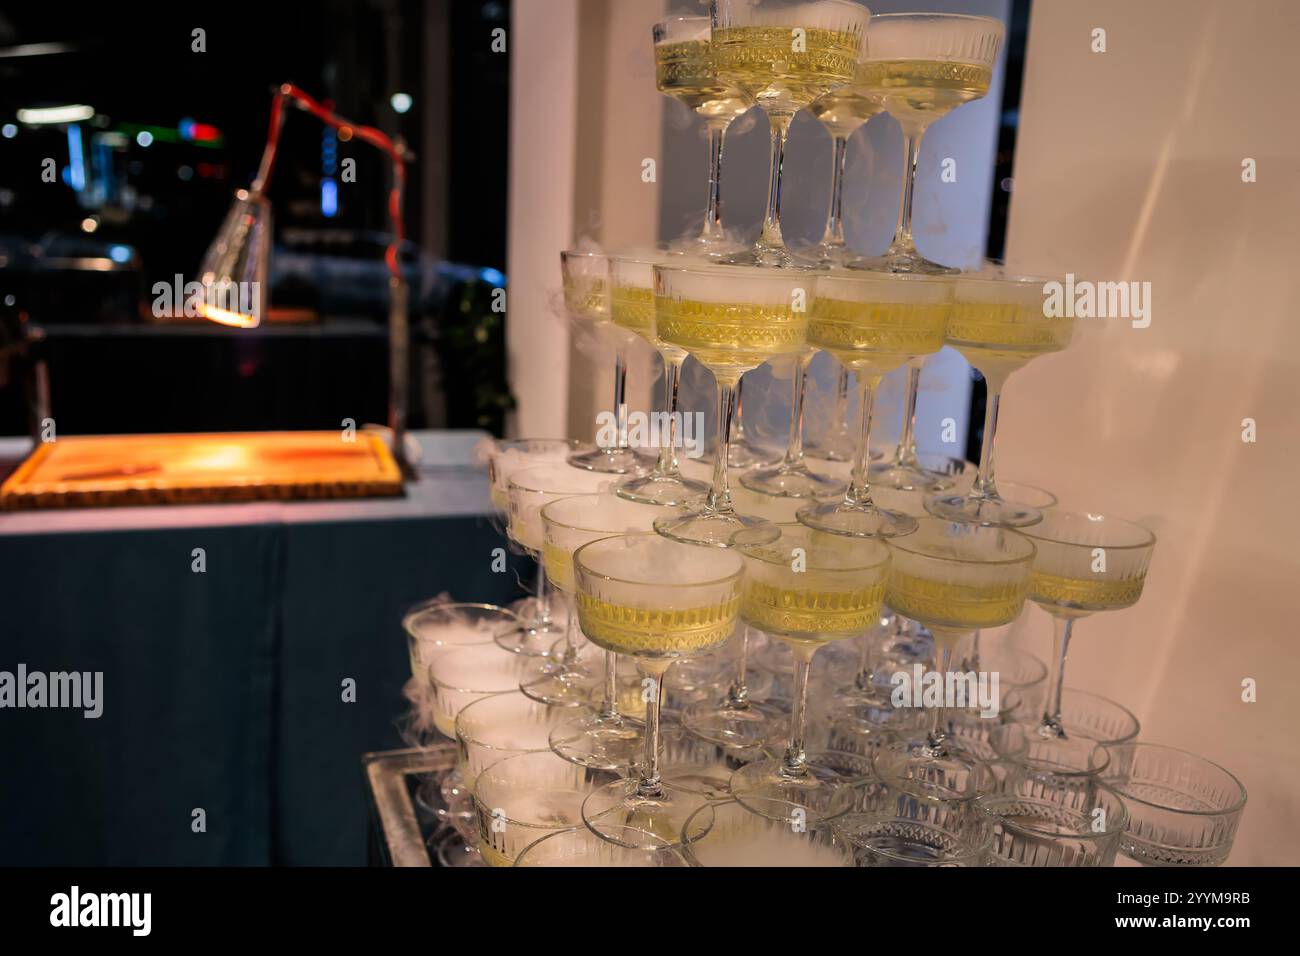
0 431 526 865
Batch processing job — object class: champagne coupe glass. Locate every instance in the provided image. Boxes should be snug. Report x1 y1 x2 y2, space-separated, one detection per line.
428 643 530 844
807 41 883 266
514 827 688 867
681 798 856 866
796 270 951 537
677 483 803 755
652 262 812 547
729 524 889 816
485 438 592 627
870 359 966 492
455 691 570 796
926 270 1074 526
560 248 653 476
609 250 710 506
711 0 870 268
402 601 516 820
1102 743 1247 866
448 689 570 866
575 534 743 847
501 464 615 664
473 751 614 867
653 16 753 256
977 772 1129 866
854 13 1005 275
542 493 684 770
835 783 992 865
874 518 1035 800
740 350 848 499
1019 511 1155 748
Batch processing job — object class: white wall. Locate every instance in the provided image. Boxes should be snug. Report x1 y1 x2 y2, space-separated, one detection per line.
1002 0 1300 864
506 0 581 438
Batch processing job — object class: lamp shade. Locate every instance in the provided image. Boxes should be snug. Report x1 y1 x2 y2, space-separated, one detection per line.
196 188 271 328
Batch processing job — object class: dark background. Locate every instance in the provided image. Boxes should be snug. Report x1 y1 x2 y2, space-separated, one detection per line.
0 0 513 437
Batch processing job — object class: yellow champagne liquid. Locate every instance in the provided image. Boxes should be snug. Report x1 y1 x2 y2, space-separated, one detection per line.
563 276 608 322
1030 570 1146 615
655 40 751 122
946 300 1074 377
576 594 739 657
856 59 992 129
611 284 654 341
887 571 1025 633
477 841 513 868
656 295 807 375
742 579 885 646
713 26 860 110
542 541 574 595
807 297 948 374
809 64 883 136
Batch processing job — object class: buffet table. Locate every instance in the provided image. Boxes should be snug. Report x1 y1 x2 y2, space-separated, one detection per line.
0 430 526 865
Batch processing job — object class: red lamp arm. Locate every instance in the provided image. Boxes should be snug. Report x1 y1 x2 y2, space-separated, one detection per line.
251 83 409 278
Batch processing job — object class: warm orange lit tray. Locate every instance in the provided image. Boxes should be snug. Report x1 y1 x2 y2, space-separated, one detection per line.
0 431 404 510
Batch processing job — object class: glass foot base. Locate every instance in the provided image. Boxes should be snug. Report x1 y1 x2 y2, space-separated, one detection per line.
829 683 926 732
582 777 711 849
667 233 750 259
429 827 485 868
872 740 993 802
567 446 653 476
550 709 643 771
729 758 856 822
494 620 565 657
869 460 960 493
716 244 818 271
519 656 601 707
654 509 778 549
616 472 708 507
682 697 782 752
800 241 872 271
726 439 778 471
797 501 918 538
850 250 959 276
926 492 1044 528
739 463 846 498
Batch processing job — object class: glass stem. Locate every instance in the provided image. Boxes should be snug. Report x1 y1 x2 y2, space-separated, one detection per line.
534 560 551 626
781 646 816 778
636 663 669 799
889 126 927 257
855 628 874 690
832 365 850 439
927 643 953 755
843 372 880 507
727 625 751 707
600 650 618 719
895 362 922 468
707 377 738 515
972 379 1003 500
561 592 579 664
820 133 849 249
757 112 793 255
733 377 748 444
968 629 982 673
701 119 729 243
780 352 813 468
612 348 629 452
1042 616 1075 738
654 353 685 480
